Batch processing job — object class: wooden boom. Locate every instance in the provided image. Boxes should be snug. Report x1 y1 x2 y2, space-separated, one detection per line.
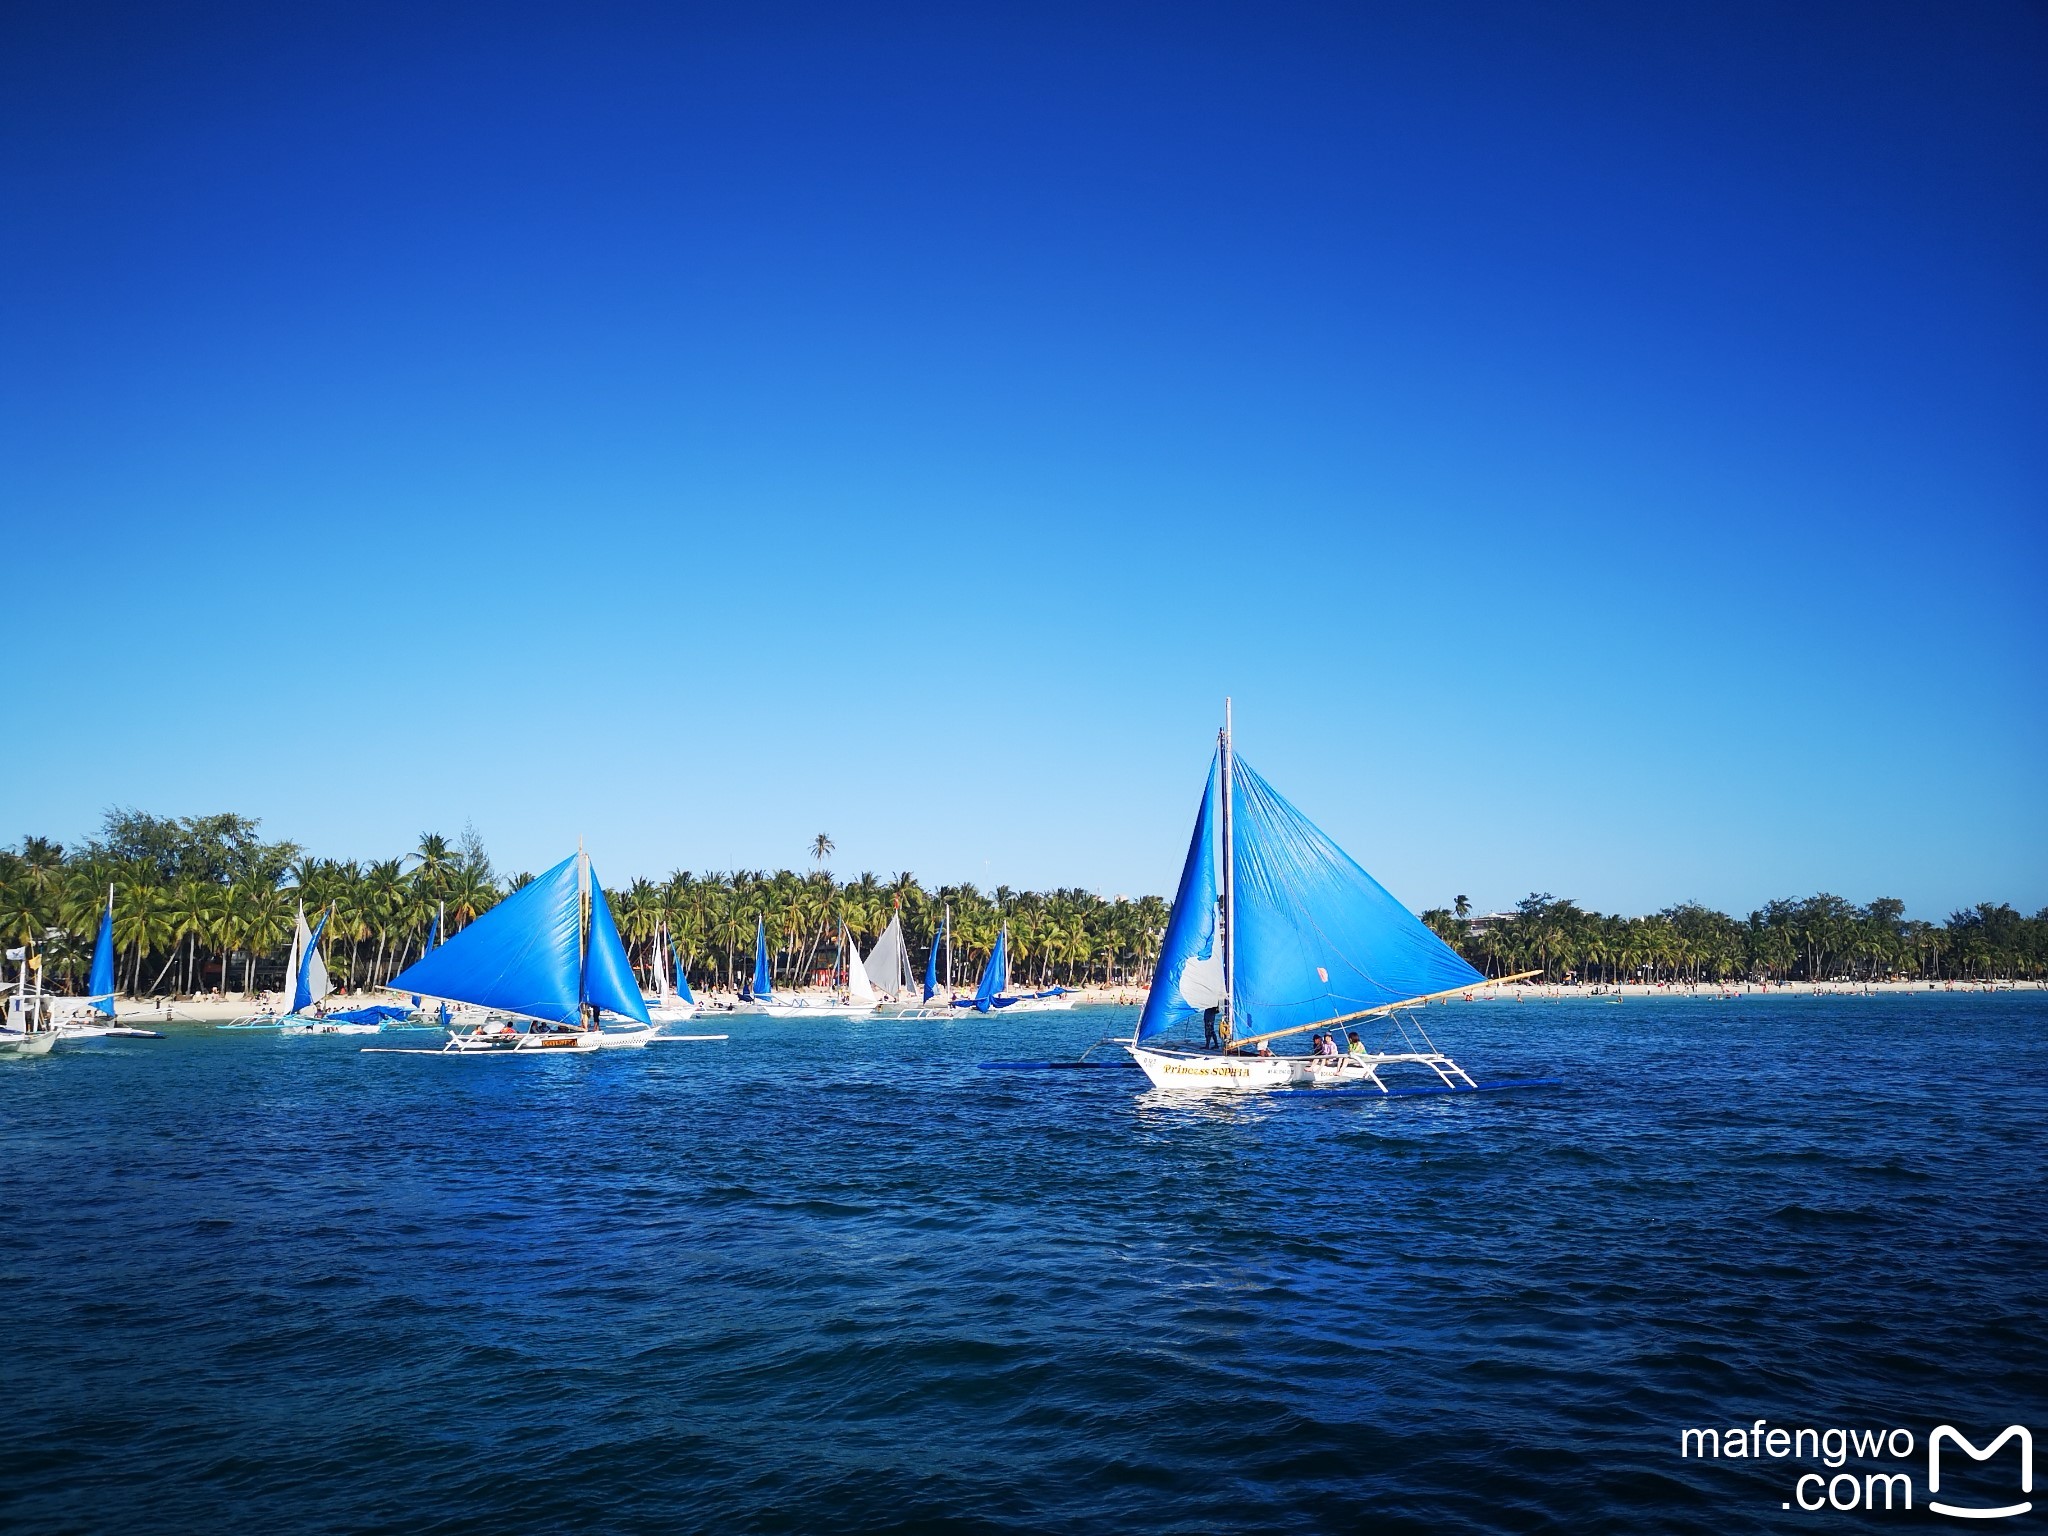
1228 970 1546 1050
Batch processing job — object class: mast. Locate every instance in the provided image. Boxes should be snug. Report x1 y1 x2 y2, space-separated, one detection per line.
577 838 591 1024
944 901 952 993
1220 696 1236 1043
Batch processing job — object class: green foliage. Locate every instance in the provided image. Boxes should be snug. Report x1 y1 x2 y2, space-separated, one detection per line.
6 810 2039 996
0 817 1172 998
1418 893 2048 983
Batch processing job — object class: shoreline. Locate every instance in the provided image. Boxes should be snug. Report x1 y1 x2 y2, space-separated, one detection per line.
56 976 2047 1025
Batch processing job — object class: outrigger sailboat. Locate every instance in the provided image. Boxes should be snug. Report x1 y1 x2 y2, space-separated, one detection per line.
951 924 1074 1014
1128 702 1533 1093
646 924 699 1022
887 903 961 1019
737 915 879 1016
3 890 164 1050
370 847 692 1054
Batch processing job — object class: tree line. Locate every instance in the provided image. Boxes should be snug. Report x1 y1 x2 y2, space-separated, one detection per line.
1419 893 2048 984
3 812 2041 999
0 811 1170 997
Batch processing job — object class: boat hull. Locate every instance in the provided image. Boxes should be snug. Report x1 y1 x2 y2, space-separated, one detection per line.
1127 1043 1478 1094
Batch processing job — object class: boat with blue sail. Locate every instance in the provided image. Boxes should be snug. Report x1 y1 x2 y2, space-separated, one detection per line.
370 846 671 1053
1129 702 1533 1092
882 903 956 1019
646 923 699 1022
4 888 163 1049
950 923 1074 1015
737 914 879 1016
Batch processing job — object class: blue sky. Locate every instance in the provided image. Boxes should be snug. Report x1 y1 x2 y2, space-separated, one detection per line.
4 0 2042 917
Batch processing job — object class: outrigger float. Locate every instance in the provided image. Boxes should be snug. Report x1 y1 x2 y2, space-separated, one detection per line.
1126 700 1539 1095
364 845 726 1055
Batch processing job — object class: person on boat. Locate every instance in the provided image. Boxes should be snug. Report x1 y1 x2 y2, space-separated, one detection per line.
1316 1033 1338 1061
1254 1038 1273 1056
1202 1006 1219 1049
1346 1031 1366 1063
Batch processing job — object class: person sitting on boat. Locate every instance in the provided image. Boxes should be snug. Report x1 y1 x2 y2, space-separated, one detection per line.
1255 1038 1273 1056
1317 1033 1339 1061
1346 1031 1366 1063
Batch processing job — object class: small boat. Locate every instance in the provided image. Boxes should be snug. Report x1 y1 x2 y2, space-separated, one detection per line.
949 924 1076 1015
880 903 956 1019
735 915 878 1017
861 912 918 1003
1128 702 1533 1093
368 846 679 1055
282 1004 425 1036
3 893 164 1051
645 925 699 1022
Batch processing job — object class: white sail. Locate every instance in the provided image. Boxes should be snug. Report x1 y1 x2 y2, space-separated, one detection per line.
653 926 673 1004
280 905 307 1007
305 931 332 1005
844 926 878 1003
863 914 914 998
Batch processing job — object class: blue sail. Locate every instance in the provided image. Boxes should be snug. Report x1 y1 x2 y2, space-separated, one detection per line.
923 909 943 1001
1135 757 1223 1042
388 855 584 1025
750 915 773 998
972 926 1008 1013
671 941 695 1004
292 909 330 1014
581 864 651 1023
86 897 116 1016
1230 756 1482 1038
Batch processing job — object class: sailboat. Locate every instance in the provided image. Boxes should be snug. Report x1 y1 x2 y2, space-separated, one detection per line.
370 847 682 1053
646 923 699 1022
738 915 880 1016
946 923 1076 1015
862 911 918 1002
2 892 164 1050
1128 702 1533 1092
220 900 333 1029
888 903 960 1020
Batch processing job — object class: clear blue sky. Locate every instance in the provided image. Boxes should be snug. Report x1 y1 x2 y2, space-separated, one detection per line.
4 0 2042 918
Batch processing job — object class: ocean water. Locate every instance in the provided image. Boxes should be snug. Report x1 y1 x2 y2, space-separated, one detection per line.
4 994 2044 1534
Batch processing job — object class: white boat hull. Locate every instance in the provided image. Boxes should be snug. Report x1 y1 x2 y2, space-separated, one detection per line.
1127 1043 1478 1094
736 998 880 1018
0 1028 58 1056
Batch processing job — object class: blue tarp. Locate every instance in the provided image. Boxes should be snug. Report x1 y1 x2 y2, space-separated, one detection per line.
324 1005 414 1025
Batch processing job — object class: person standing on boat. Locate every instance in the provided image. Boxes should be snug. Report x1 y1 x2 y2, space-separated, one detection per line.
1202 1006 1219 1049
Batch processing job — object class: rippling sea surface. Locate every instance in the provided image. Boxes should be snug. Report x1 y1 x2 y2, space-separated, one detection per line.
5 994 2045 1534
